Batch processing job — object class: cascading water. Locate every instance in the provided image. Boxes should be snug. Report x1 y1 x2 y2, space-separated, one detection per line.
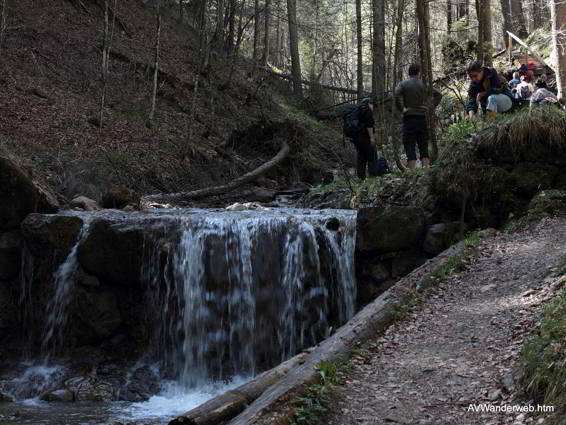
142 210 357 391
41 219 91 361
3 208 357 425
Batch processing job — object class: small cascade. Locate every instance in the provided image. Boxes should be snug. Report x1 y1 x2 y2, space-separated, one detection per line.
9 208 357 421
41 219 91 361
143 209 357 389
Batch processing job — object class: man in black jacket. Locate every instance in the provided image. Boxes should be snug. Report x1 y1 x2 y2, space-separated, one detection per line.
395 64 442 169
352 97 379 179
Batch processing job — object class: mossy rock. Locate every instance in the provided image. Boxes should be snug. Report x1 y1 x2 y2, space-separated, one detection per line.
528 190 566 216
509 163 558 198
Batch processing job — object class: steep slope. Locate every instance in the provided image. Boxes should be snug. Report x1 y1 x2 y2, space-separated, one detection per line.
0 0 346 204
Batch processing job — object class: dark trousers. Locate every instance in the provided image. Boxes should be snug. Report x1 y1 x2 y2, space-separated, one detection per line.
352 134 377 179
402 115 429 161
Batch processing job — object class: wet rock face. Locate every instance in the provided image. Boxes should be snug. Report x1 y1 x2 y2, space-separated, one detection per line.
356 206 425 253
77 218 146 286
21 214 83 262
0 231 22 280
0 156 59 230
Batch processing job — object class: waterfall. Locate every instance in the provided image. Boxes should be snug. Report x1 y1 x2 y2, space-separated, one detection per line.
143 209 357 388
14 208 357 405
42 218 91 361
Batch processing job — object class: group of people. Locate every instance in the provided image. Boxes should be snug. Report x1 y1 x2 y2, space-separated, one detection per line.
348 63 442 178
466 61 560 120
349 60 561 178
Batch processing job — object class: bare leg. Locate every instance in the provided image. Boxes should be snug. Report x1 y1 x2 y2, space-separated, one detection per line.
407 160 417 169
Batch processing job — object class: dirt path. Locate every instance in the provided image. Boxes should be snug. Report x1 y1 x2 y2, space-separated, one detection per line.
329 217 566 425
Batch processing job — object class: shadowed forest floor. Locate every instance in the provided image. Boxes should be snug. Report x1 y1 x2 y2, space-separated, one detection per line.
328 217 566 425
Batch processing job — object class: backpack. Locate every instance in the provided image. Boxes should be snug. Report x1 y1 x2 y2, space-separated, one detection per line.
368 156 391 177
342 105 365 138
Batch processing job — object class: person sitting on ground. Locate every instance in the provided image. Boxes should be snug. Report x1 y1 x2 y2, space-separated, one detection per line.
465 61 514 119
351 98 380 179
515 75 534 100
508 72 521 91
530 79 559 107
394 63 442 169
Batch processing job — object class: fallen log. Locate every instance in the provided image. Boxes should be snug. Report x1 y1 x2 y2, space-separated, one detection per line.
143 139 290 203
169 352 308 425
226 229 495 425
259 67 359 95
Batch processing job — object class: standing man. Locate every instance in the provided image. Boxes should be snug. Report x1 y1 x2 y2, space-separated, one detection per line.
351 97 380 179
395 64 442 169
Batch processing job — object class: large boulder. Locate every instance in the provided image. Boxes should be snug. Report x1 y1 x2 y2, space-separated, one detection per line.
527 190 566 216
0 231 22 280
510 163 558 198
0 156 59 229
101 184 140 209
356 206 425 253
40 388 74 402
77 218 168 286
65 376 116 402
70 196 101 211
423 222 466 255
74 283 122 341
20 214 84 262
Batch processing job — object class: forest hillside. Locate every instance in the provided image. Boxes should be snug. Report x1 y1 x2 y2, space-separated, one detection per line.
0 0 347 206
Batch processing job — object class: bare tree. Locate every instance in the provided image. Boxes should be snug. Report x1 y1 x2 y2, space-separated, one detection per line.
356 0 363 98
287 0 303 97
261 0 271 66
148 0 161 126
484 0 493 66
416 0 437 160
372 0 385 100
500 0 512 48
0 0 6 53
447 0 452 30
510 0 528 39
253 0 259 63
551 0 566 100
99 0 110 130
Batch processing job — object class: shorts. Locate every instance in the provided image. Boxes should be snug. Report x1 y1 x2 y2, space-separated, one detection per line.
486 94 512 112
402 115 429 161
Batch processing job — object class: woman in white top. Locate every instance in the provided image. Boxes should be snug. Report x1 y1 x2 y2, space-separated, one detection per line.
530 79 558 107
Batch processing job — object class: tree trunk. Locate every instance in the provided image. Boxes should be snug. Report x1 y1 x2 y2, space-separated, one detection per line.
416 0 437 161
551 0 566 100
145 139 290 203
275 0 281 67
261 0 270 66
179 0 183 22
483 0 493 66
286 0 303 97
475 0 484 63
510 0 528 39
99 0 110 130
500 0 512 48
253 0 260 62
356 0 363 98
372 0 385 100
392 0 405 171
214 0 225 46
169 352 308 425
226 0 236 53
0 0 6 53
447 0 452 30
148 0 161 126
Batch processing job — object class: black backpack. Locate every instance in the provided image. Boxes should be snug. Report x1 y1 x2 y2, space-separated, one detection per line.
342 105 365 138
368 157 392 177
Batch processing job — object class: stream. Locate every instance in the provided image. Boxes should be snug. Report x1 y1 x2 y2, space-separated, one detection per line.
0 208 357 424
